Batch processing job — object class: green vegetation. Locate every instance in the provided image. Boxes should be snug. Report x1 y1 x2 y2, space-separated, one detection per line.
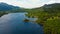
0 3 60 34
0 11 9 17
0 9 25 17
26 3 60 34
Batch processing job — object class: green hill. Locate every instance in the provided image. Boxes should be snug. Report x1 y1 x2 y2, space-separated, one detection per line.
0 2 25 17
26 3 60 34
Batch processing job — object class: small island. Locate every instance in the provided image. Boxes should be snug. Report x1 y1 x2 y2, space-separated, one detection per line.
24 19 30 22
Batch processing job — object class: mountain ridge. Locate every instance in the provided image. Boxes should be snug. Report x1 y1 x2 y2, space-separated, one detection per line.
0 2 21 11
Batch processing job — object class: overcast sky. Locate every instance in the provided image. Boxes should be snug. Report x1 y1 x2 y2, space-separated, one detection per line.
0 0 60 8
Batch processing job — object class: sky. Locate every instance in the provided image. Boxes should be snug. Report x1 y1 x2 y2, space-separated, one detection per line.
0 0 60 8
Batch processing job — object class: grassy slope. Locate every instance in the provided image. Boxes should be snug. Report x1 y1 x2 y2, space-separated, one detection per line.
26 3 60 34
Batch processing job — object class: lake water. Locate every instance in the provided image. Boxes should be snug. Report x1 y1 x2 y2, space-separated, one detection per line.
0 12 44 34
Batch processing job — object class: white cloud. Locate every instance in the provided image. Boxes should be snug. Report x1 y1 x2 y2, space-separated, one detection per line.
55 0 60 3
46 0 55 4
0 0 60 8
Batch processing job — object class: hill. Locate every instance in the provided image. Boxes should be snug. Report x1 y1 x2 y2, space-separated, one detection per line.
0 2 25 17
26 3 60 34
0 2 25 12
26 3 60 13
0 2 20 11
42 3 60 13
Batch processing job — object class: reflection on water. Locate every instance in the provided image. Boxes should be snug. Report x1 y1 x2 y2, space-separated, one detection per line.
0 13 43 34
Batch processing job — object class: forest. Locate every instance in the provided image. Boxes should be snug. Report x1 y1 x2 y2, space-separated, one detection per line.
25 3 60 34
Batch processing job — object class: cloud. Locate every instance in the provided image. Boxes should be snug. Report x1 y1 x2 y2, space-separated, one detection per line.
46 0 60 4
0 0 60 8
46 0 55 4
55 0 60 3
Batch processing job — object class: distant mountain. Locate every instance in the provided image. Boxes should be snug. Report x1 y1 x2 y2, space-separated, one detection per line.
0 2 21 11
43 3 60 8
27 3 60 13
42 3 60 12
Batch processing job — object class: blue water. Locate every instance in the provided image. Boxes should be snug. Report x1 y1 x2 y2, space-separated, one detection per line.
0 13 44 34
